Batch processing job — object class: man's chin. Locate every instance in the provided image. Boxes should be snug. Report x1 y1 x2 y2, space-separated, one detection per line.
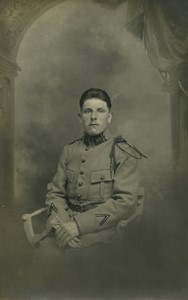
86 129 102 136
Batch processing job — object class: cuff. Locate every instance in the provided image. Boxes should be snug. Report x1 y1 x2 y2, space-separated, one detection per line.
73 211 98 235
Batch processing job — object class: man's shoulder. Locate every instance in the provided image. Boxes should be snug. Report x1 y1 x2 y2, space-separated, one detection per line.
62 138 82 153
112 135 147 160
113 135 129 148
68 137 82 145
60 138 82 157
112 135 131 160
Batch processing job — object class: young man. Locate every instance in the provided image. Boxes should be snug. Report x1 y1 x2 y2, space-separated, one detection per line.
45 88 143 250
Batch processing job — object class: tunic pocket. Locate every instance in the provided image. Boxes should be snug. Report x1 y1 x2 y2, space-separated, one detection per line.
90 169 114 200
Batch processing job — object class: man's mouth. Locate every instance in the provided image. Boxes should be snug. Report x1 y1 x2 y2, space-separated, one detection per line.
89 124 99 126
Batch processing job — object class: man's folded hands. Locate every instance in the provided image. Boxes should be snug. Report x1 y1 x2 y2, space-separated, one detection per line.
55 221 81 249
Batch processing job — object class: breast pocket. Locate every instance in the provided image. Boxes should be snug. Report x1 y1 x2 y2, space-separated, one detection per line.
90 169 114 200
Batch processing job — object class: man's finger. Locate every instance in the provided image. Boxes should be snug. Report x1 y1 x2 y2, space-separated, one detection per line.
72 238 81 246
68 240 80 248
71 237 81 246
55 225 65 235
61 231 70 241
55 227 65 247
57 230 71 246
55 228 64 242
63 235 73 246
73 237 81 243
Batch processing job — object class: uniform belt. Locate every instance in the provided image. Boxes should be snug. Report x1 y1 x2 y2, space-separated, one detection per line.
67 199 95 213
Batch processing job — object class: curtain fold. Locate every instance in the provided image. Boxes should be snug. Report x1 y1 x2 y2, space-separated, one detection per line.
126 0 188 73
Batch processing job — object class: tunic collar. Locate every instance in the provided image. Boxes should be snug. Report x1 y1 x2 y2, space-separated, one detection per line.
83 129 111 147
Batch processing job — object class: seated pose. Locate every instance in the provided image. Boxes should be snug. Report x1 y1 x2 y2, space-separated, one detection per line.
45 88 145 250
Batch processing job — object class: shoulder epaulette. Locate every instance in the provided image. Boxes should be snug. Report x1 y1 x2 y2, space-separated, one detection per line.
113 135 147 159
69 138 82 145
114 135 128 144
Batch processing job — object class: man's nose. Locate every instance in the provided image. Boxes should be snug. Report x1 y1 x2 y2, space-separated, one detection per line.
91 112 97 120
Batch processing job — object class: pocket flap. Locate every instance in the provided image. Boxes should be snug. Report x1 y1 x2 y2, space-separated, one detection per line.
91 169 113 183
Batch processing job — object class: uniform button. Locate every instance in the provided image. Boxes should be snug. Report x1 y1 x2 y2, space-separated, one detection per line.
78 182 83 186
85 147 89 151
100 175 104 180
77 194 81 199
80 170 84 175
81 158 86 163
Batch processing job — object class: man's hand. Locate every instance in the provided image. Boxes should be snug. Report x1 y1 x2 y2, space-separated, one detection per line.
67 237 81 249
55 221 81 249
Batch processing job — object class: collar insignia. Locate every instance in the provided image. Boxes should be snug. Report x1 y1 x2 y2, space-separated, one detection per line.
83 133 107 146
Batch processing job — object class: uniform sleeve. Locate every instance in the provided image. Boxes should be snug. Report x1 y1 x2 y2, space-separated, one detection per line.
45 145 70 222
74 151 140 235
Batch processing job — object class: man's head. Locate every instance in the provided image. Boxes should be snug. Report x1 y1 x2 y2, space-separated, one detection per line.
79 88 111 110
78 88 112 136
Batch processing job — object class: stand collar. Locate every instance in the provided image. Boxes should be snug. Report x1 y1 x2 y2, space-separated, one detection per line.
83 129 111 147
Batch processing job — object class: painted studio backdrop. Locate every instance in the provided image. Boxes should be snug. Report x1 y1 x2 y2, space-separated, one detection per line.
15 1 171 209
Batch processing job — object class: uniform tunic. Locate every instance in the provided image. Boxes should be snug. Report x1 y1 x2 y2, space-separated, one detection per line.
46 129 140 246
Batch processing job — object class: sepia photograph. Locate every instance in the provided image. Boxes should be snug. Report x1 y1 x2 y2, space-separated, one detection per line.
0 0 188 299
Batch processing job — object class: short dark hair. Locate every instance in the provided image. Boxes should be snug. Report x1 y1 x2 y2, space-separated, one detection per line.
79 88 112 110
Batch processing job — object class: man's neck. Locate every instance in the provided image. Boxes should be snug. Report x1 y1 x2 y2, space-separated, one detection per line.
83 129 111 146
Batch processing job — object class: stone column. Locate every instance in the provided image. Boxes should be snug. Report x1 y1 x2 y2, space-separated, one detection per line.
0 55 20 203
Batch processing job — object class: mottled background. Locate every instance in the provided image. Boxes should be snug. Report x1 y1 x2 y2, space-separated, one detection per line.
15 0 171 210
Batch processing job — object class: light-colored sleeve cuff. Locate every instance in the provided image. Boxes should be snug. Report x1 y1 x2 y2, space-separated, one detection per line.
74 212 99 235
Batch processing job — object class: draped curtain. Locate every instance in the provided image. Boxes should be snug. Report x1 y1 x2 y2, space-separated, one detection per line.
126 0 188 161
126 0 188 85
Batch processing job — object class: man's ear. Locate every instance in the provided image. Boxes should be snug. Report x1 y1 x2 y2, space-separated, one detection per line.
108 112 112 124
78 112 82 123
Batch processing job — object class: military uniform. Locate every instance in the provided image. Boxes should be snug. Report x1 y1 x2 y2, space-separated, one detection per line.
46 129 141 248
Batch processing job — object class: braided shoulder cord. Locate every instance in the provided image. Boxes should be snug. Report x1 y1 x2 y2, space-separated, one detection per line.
109 140 116 178
110 136 147 166
115 142 146 160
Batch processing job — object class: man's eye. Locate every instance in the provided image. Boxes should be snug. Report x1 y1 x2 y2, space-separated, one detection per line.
98 108 105 112
83 109 91 113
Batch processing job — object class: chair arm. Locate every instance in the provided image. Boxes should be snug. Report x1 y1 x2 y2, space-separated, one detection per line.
22 207 47 246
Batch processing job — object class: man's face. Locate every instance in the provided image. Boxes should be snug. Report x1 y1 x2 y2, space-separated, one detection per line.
78 98 112 136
